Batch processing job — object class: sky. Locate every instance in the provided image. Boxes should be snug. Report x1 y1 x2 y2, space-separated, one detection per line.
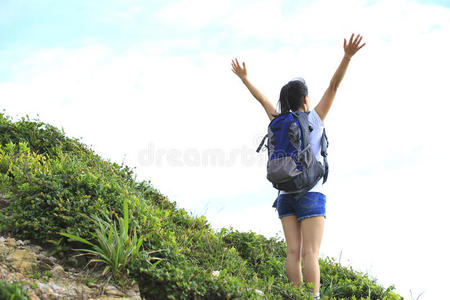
1 0 450 298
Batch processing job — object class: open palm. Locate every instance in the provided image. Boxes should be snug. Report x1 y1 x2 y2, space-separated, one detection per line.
231 58 247 80
344 33 366 57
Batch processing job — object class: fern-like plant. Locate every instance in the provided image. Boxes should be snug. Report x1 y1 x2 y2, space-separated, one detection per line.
60 195 163 281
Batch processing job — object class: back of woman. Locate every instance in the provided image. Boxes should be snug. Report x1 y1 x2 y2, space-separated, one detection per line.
231 33 366 299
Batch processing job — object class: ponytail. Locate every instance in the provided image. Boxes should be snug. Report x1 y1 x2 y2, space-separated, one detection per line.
278 84 291 114
275 81 308 116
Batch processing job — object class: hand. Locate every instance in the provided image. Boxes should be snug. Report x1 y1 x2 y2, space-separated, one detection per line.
231 58 247 81
344 33 366 57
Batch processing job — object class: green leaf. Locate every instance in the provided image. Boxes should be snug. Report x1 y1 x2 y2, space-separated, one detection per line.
59 232 95 248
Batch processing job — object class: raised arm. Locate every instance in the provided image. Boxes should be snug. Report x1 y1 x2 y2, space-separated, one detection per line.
231 58 277 121
315 33 366 121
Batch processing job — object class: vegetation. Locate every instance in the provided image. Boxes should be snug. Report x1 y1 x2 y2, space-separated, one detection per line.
60 194 163 285
0 280 30 300
0 112 404 299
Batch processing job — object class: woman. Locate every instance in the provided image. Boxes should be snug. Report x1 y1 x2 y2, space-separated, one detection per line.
231 33 365 299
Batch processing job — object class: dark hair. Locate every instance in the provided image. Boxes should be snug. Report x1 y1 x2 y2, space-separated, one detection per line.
275 80 308 115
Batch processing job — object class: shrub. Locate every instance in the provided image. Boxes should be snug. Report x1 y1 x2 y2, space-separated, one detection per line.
0 141 139 243
221 230 286 279
319 256 402 300
0 112 86 158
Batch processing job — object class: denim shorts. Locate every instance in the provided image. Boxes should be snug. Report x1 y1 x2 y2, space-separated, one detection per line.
276 192 326 221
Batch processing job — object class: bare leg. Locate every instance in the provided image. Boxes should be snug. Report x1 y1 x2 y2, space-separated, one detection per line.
301 216 325 294
280 215 303 287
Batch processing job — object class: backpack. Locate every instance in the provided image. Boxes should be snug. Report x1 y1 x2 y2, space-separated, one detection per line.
256 111 329 208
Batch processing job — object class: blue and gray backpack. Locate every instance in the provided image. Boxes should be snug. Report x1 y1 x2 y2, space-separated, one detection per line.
256 111 329 208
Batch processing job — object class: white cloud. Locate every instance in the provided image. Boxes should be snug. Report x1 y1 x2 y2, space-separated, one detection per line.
156 0 237 28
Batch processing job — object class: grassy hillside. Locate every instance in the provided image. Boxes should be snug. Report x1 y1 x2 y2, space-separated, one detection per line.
0 111 403 299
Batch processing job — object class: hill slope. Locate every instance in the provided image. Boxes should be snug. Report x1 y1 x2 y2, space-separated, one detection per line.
0 112 403 299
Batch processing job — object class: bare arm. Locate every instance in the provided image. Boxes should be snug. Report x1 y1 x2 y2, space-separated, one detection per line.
315 33 366 121
231 58 277 121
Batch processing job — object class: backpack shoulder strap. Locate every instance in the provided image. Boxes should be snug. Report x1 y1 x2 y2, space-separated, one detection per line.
294 110 330 183
291 111 311 148
321 128 328 156
321 128 329 183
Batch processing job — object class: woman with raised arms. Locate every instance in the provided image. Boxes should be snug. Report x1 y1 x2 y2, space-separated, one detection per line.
231 33 366 299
